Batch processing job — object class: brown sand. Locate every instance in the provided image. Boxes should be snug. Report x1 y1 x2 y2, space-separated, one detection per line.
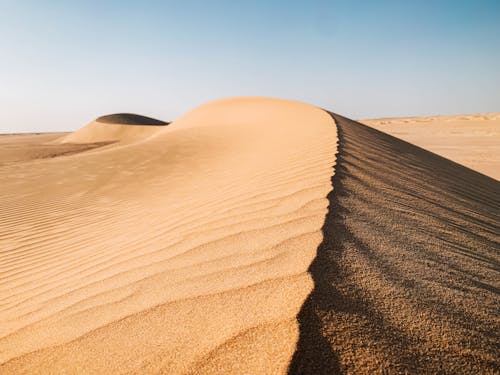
290 114 499 374
361 113 500 180
1 99 499 374
0 97 337 373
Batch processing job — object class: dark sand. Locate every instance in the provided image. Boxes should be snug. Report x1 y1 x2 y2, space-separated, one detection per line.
96 113 168 125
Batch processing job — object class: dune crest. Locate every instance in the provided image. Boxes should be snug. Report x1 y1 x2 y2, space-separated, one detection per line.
290 114 500 374
0 97 337 373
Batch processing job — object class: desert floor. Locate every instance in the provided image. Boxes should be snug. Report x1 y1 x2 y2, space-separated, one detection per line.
362 113 500 180
0 98 499 374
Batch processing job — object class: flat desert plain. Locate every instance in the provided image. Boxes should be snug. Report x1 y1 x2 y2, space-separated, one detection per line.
362 113 500 180
0 98 499 374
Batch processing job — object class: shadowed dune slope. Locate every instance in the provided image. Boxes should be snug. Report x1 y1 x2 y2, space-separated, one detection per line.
0 97 337 374
57 113 168 145
289 114 500 374
96 113 168 125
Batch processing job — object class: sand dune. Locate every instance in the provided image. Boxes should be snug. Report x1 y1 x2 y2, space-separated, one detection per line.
0 97 337 373
0 113 169 165
0 98 498 373
362 113 500 180
57 113 168 145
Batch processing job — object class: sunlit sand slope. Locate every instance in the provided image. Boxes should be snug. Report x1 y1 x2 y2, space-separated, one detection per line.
362 113 500 180
290 114 500 374
0 97 337 374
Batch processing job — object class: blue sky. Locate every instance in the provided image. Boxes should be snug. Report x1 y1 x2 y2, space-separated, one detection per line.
1 0 499 132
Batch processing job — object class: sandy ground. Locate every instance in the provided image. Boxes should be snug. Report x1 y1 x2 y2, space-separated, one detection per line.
0 97 337 374
361 113 500 180
0 99 499 374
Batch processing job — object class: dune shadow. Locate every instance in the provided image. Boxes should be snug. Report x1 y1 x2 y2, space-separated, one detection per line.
288 113 500 374
96 113 168 126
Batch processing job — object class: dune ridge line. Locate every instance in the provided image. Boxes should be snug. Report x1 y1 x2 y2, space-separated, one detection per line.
289 112 499 374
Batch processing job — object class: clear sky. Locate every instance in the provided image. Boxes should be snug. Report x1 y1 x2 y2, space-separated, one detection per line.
1 0 499 133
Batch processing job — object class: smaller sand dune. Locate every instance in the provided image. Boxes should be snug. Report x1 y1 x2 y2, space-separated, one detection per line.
58 113 168 145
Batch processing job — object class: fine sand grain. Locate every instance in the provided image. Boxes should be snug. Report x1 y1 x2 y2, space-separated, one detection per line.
290 114 500 374
0 97 337 374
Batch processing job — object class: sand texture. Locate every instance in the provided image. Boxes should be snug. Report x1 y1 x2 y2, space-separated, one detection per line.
1 98 499 374
290 114 499 374
0 97 337 374
362 113 500 180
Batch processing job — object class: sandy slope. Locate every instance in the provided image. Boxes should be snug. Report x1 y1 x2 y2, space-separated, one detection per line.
361 113 500 180
290 114 500 374
0 97 337 373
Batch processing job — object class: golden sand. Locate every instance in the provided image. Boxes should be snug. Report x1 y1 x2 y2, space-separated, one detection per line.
0 97 337 373
1 99 498 373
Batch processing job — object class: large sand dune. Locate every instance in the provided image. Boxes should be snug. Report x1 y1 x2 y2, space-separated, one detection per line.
0 97 337 373
0 98 499 373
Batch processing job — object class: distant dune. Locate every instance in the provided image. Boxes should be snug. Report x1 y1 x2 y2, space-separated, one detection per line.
361 113 500 180
0 98 498 374
58 113 168 145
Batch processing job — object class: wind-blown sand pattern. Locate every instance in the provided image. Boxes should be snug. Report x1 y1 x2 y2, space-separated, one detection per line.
0 97 337 373
1 98 499 374
362 113 500 180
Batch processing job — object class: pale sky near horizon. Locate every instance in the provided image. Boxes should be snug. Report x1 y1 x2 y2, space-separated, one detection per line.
1 0 499 133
